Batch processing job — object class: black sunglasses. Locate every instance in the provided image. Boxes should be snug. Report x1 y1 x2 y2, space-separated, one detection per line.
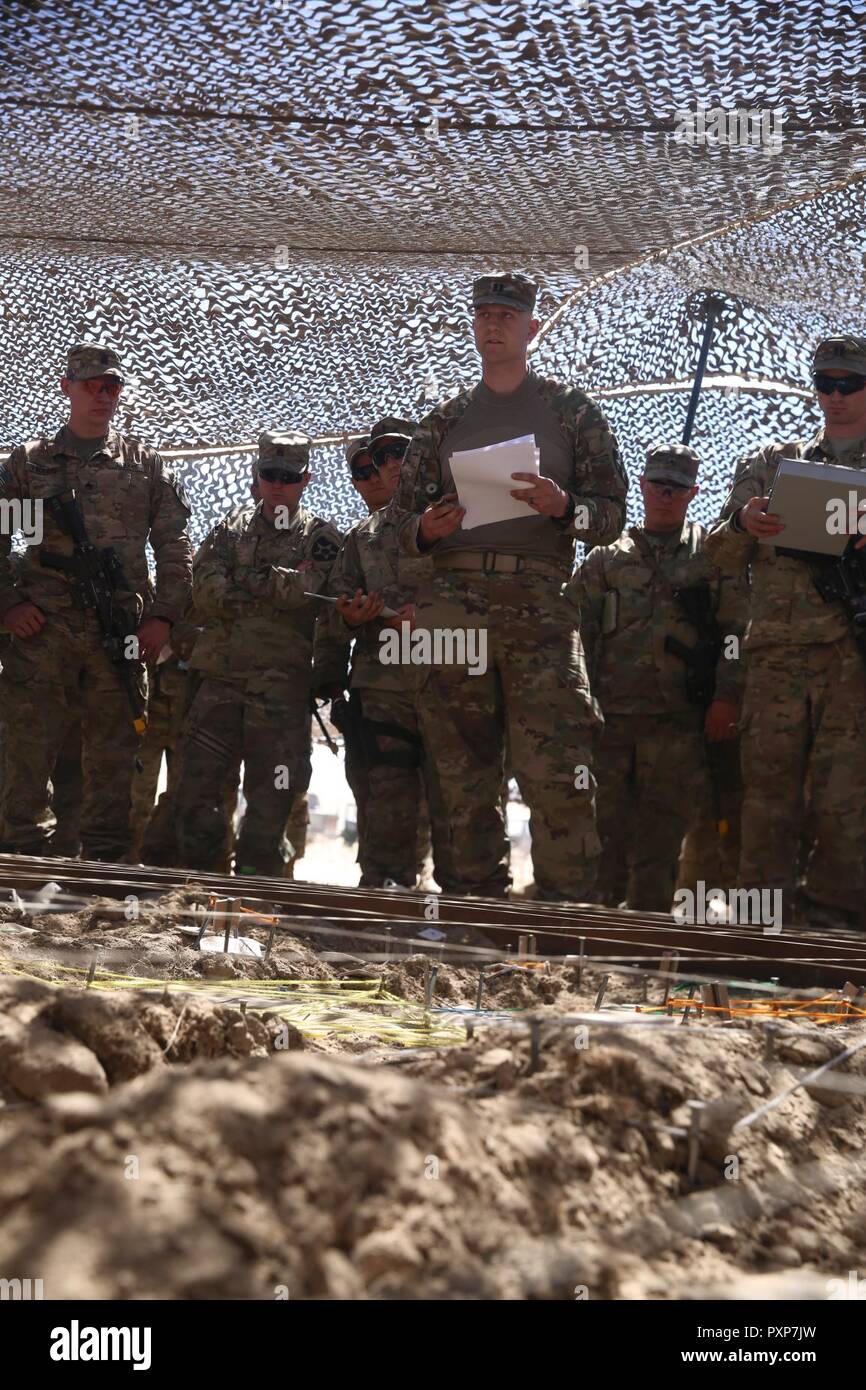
350 460 377 481
258 467 308 484
370 440 408 467
813 373 866 397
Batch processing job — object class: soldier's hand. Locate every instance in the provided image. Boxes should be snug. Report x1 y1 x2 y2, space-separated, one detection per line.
705 699 740 742
136 617 172 663
418 493 465 547
336 589 385 626
510 472 569 517
3 601 46 639
737 495 784 538
383 603 415 630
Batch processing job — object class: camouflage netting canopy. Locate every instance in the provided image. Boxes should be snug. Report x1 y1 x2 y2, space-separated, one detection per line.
1 0 865 538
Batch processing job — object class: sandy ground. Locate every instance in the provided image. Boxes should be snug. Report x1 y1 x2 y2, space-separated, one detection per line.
1 885 865 1300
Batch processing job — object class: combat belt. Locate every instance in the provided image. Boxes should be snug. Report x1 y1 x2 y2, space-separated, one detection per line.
778 540 866 666
330 689 422 771
39 489 148 736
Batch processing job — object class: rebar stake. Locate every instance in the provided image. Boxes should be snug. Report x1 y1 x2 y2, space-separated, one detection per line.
528 1017 542 1074
687 1099 706 1186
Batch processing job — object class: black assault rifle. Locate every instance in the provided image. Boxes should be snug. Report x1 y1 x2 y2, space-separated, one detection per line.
663 579 728 838
39 490 147 736
806 539 866 666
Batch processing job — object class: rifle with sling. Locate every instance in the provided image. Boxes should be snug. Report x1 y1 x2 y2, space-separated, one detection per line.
39 490 147 736
797 539 866 667
663 578 729 839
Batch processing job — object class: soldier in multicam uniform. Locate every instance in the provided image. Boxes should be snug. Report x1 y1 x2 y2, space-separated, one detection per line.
325 417 449 888
396 272 628 900
704 334 866 930
174 431 345 876
0 344 192 861
565 445 747 912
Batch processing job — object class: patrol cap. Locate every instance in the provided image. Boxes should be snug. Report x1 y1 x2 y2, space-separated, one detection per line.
812 334 866 376
643 443 700 488
345 435 370 466
65 343 124 382
472 271 538 313
369 416 415 445
255 430 311 473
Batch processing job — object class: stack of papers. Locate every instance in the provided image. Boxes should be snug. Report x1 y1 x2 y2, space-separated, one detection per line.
449 434 540 530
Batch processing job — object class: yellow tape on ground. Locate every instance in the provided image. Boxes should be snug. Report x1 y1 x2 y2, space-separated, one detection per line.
0 958 466 1048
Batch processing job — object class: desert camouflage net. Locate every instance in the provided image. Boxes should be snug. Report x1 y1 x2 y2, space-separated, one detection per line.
1 0 865 538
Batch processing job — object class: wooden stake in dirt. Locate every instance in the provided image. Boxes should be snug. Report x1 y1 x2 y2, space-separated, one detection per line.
700 982 730 1019
265 923 276 960
594 974 610 1012
577 936 586 988
86 958 97 988
713 982 732 1021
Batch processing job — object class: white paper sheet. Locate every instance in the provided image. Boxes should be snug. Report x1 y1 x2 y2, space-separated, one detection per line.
448 434 540 529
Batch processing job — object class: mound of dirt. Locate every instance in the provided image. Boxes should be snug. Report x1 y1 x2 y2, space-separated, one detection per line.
0 976 302 1102
2 1019 866 1299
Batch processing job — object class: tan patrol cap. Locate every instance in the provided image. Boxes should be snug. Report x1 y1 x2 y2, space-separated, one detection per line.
812 334 866 375
644 443 700 488
369 416 414 445
65 343 124 381
345 436 370 466
472 271 538 313
256 430 311 473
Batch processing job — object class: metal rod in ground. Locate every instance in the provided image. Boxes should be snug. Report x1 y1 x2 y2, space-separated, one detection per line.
681 983 697 1025
86 958 97 987
733 1032 866 1134
424 964 438 1012
594 974 610 1012
686 1100 706 1184
475 967 486 1012
265 924 276 960
222 898 232 954
577 936 586 987
528 1017 542 1074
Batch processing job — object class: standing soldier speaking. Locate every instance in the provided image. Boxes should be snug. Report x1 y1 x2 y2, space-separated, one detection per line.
0 344 192 861
174 431 344 877
396 273 628 900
